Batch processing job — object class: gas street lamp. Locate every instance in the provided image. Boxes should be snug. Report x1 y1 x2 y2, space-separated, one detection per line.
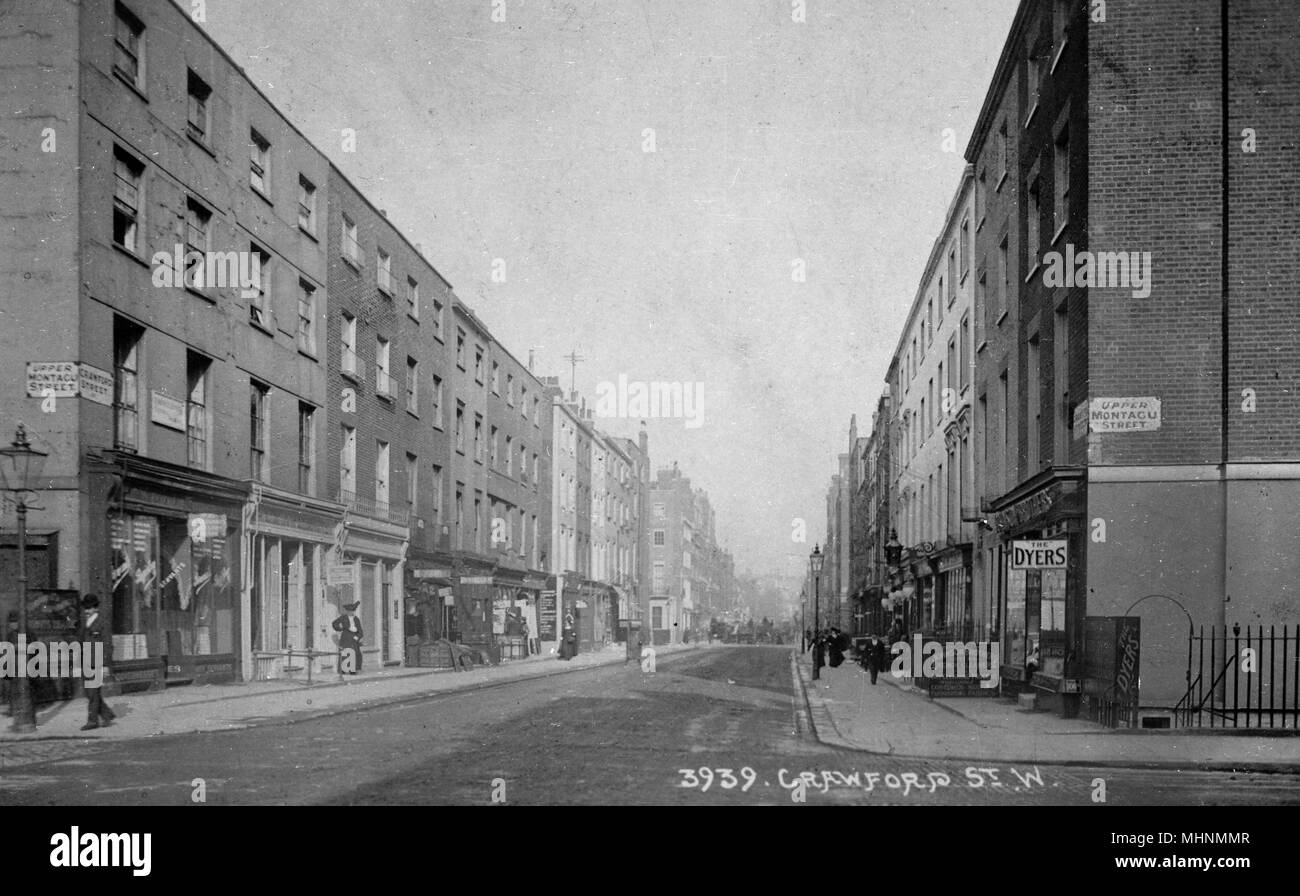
799 588 806 653
810 544 824 680
0 424 49 733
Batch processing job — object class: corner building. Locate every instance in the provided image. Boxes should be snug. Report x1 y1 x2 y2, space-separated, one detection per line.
966 0 1300 719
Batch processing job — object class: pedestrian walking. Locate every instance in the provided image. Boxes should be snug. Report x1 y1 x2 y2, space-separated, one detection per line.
79 594 115 731
640 639 657 673
332 601 364 674
862 635 887 685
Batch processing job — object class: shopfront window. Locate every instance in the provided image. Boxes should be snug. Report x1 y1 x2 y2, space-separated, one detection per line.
1039 568 1066 677
1004 558 1026 669
1025 570 1042 675
110 513 233 659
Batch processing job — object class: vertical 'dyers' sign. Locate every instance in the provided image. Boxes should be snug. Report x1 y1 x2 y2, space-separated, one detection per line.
1113 617 1141 708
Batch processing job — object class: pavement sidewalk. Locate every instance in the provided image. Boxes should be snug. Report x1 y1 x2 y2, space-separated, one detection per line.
794 650 1300 772
0 641 705 744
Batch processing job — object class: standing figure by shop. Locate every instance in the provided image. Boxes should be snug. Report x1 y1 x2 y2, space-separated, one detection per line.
559 610 577 661
1 611 17 715
80 594 116 731
333 601 364 675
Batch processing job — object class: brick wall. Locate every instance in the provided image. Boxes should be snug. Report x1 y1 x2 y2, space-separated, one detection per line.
1087 0 1224 465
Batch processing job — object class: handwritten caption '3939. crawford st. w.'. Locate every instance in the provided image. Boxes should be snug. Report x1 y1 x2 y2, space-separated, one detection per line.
676 766 1046 801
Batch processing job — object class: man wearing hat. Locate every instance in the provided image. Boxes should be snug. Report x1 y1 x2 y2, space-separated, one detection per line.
79 594 116 731
332 601 364 675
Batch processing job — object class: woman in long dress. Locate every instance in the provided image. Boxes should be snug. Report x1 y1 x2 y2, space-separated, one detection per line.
559 610 576 660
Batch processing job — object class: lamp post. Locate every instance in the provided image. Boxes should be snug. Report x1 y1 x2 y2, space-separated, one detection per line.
810 544 824 680
799 588 806 653
1 424 48 733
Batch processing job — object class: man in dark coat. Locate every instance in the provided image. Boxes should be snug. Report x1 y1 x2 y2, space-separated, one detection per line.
862 636 888 685
332 601 363 674
79 594 116 731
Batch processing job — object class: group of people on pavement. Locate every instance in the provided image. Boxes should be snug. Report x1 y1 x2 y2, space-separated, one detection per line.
804 622 906 686
805 626 851 674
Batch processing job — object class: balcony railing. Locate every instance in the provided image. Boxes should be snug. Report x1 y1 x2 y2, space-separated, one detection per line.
338 489 410 526
341 347 360 377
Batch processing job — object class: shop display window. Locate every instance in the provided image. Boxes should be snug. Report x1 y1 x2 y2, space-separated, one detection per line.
110 513 233 659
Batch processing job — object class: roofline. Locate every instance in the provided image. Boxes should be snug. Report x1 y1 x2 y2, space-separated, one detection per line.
886 166 975 372
963 0 1032 162
166 1 456 291
453 298 493 340
487 334 547 393
327 163 455 292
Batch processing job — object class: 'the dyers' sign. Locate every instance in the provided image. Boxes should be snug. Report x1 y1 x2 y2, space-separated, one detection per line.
1010 539 1068 570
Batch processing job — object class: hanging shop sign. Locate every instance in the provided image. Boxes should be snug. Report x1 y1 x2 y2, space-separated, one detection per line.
938 552 967 574
1010 539 1068 570
326 565 356 586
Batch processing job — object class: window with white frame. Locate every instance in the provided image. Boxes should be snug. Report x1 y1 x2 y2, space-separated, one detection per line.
298 175 316 234
341 313 357 375
114 3 145 89
249 129 270 194
342 214 359 264
376 336 392 397
1054 120 1071 235
248 243 270 326
406 356 418 413
375 440 390 509
298 403 315 496
184 197 211 289
187 69 211 141
297 280 316 354
377 248 392 293
249 380 269 483
340 424 356 497
112 147 143 254
187 352 210 469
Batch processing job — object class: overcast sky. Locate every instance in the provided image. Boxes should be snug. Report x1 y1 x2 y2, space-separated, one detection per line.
202 0 1019 581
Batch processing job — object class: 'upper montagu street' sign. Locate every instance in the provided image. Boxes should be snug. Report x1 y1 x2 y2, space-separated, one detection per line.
1088 396 1161 433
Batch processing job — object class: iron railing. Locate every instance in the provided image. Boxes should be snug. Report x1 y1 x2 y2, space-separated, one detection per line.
337 489 410 526
1175 624 1300 729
